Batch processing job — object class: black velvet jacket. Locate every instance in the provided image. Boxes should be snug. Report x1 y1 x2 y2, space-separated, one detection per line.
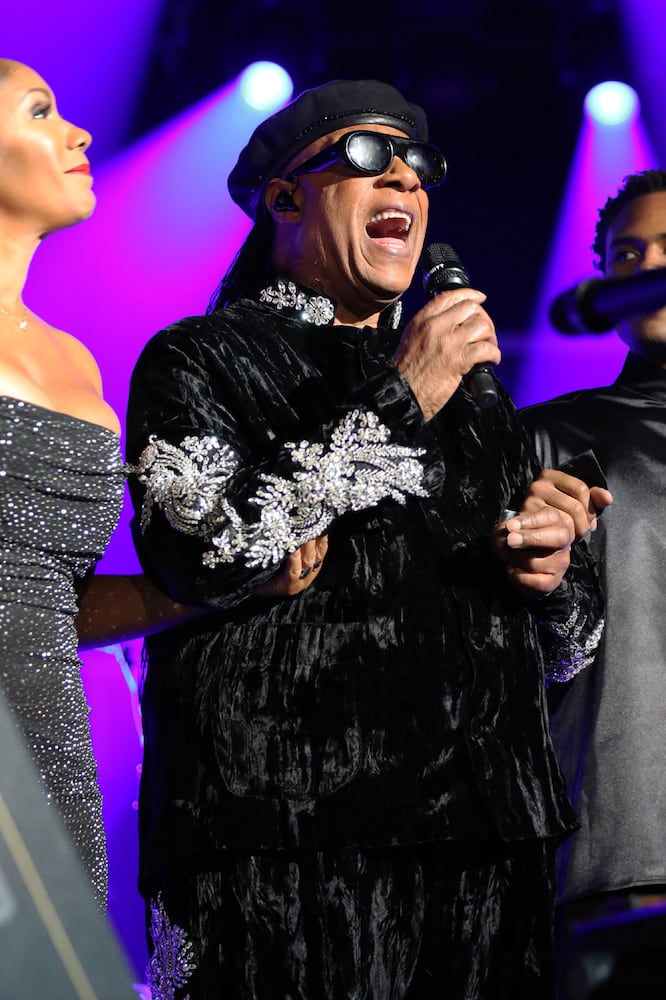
125 289 603 894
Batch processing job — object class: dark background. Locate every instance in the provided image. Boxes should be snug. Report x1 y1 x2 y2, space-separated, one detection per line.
131 0 634 333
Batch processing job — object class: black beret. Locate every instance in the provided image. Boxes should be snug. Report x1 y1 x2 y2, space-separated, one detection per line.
228 78 429 219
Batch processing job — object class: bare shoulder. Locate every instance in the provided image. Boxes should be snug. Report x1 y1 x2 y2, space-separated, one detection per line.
49 324 103 389
0 315 118 432
30 320 120 434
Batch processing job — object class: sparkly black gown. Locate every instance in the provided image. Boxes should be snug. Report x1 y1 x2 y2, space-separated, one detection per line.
0 396 125 905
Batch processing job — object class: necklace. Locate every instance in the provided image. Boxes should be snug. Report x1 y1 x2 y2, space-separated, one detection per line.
0 302 29 331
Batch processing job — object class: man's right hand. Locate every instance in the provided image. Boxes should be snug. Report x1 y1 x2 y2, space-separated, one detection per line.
253 534 329 599
393 287 501 421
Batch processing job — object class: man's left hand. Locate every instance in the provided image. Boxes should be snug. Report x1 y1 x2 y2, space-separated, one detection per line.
492 469 613 600
492 507 575 599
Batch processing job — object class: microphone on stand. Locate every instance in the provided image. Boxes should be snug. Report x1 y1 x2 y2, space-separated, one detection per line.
421 242 498 409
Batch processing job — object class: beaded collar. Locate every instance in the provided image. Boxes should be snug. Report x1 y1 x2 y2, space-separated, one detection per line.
259 279 335 326
258 277 403 330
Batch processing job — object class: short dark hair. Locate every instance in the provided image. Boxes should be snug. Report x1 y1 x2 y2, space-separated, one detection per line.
593 168 666 270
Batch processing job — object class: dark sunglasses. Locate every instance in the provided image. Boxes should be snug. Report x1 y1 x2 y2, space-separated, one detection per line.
288 130 447 190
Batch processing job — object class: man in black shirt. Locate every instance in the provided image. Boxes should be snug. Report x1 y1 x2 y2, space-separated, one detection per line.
127 79 608 999
522 169 666 996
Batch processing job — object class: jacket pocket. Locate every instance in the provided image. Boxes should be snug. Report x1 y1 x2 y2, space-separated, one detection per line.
208 621 365 801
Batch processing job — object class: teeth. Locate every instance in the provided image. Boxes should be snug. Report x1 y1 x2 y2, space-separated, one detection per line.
368 210 412 230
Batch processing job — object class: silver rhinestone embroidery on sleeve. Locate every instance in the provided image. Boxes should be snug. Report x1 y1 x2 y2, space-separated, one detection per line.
146 894 197 1000
129 434 241 537
205 409 427 569
130 410 427 571
538 605 605 682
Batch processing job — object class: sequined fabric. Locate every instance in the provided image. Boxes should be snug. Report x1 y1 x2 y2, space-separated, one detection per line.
0 397 124 905
130 409 427 570
259 279 336 326
535 604 605 682
147 893 197 999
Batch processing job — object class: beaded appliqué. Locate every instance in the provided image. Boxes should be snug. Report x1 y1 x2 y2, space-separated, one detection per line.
539 606 605 682
206 408 427 568
129 434 241 538
146 894 197 999
260 279 335 326
382 299 403 330
131 410 427 570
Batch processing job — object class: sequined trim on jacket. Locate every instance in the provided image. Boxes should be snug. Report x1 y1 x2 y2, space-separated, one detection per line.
130 409 427 569
146 894 197 1000
259 278 336 326
539 606 605 682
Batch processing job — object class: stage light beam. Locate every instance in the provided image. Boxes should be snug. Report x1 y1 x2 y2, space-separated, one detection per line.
514 80 656 407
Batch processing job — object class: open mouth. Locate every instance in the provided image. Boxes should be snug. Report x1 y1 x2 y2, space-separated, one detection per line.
366 210 413 240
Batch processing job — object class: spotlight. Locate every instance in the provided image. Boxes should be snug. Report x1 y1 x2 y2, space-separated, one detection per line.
239 62 293 112
584 81 640 126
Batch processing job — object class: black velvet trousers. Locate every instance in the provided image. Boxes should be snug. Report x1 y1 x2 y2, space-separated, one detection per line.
146 839 556 1000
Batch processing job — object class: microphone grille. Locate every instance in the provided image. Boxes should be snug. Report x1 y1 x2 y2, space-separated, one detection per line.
421 242 470 294
421 242 463 270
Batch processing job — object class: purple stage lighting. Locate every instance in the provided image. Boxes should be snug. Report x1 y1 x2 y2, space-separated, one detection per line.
3 0 164 163
617 0 666 165
515 82 656 408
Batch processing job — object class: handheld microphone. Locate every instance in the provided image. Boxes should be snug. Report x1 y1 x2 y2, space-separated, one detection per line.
549 268 666 334
421 242 498 409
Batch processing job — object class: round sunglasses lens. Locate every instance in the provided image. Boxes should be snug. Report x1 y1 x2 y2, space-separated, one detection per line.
346 133 392 175
406 146 446 188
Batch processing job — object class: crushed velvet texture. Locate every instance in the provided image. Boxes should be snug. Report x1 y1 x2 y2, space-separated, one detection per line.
148 841 556 999
125 296 604 897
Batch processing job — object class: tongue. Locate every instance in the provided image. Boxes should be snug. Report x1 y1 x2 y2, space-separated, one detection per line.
366 217 408 239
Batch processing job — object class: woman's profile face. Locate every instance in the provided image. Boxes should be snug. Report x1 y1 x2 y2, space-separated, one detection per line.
0 60 95 238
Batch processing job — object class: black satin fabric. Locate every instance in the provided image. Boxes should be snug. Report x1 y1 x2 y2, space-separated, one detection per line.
156 840 556 999
522 351 666 903
125 297 603 889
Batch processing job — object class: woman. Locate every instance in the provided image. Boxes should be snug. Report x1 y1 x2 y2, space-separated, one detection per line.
0 58 319 911
0 56 127 907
